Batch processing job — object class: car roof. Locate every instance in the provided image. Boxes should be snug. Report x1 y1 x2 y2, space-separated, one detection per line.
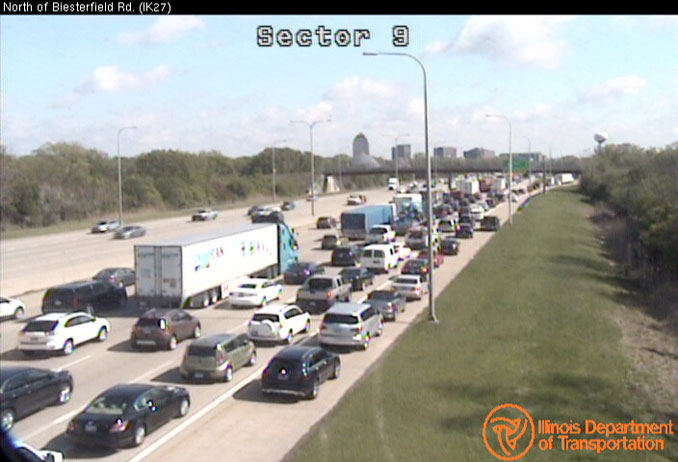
189 333 238 347
49 280 97 289
253 303 297 315
97 383 156 399
363 243 393 250
139 308 182 319
0 366 49 381
30 312 83 322
274 345 322 361
325 302 370 315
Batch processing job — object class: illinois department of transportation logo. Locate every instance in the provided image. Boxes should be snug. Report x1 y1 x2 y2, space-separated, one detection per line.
483 404 536 460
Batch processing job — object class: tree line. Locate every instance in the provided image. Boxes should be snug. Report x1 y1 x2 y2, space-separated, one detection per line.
579 142 678 326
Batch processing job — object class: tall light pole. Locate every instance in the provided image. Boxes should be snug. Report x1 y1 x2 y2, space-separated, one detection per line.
486 114 513 224
270 139 287 203
364 51 436 323
290 119 331 217
524 135 532 191
117 126 137 225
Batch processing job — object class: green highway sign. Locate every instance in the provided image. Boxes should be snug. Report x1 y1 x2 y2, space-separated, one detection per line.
503 158 530 171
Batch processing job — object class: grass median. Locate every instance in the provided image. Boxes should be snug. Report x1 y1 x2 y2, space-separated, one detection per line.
286 188 677 462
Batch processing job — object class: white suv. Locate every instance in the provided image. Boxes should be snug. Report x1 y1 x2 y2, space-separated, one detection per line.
361 244 399 273
247 304 311 344
18 312 110 356
366 225 396 244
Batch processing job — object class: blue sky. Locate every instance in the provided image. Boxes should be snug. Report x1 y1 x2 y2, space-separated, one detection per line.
2 15 677 159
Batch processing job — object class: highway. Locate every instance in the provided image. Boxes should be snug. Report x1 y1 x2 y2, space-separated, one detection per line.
0 183 535 461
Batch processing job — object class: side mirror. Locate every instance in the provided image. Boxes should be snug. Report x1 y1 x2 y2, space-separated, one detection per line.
45 455 55 462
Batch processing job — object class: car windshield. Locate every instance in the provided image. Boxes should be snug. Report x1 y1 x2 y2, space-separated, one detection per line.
395 278 418 285
370 228 386 234
95 269 114 278
23 320 58 332
308 279 332 290
323 314 359 324
368 291 392 300
288 263 310 271
410 231 423 238
268 359 302 376
239 283 259 289
333 248 352 256
137 317 164 328
341 269 360 278
86 394 133 415
252 313 280 323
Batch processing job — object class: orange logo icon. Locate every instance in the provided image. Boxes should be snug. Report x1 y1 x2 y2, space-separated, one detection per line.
483 403 536 460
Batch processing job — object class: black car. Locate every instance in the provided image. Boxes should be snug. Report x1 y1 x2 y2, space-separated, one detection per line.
316 217 337 229
441 237 460 255
455 223 475 239
330 245 362 266
321 233 348 250
364 289 407 321
281 201 295 211
261 346 340 400
283 262 325 284
481 215 501 231
340 267 375 292
67 383 189 448
247 205 266 217
93 267 135 288
42 280 127 315
252 211 285 224
401 258 430 281
0 366 73 432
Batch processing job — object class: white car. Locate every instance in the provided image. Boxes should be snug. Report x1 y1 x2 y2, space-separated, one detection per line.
392 241 412 262
247 304 311 344
192 208 219 221
391 275 427 300
229 278 283 308
366 225 396 244
12 442 63 462
0 296 26 320
18 312 110 356
347 194 364 205
90 219 121 234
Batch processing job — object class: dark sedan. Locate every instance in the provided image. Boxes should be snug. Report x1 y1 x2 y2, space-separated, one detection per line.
455 223 475 239
1 366 73 432
67 383 190 448
330 245 362 266
441 237 460 256
281 201 295 211
401 258 430 281
321 233 348 250
340 267 375 292
93 267 135 288
261 346 340 400
364 289 406 321
283 262 325 285
114 225 146 240
481 215 501 231
316 216 337 229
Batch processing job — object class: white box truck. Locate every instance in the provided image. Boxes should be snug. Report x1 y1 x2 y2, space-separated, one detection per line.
135 223 299 309
460 178 479 196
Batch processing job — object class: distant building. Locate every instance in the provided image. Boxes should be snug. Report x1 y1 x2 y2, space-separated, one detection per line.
350 133 380 169
463 148 495 160
391 144 412 162
433 146 457 159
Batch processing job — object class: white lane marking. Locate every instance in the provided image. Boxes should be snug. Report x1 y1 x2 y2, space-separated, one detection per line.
127 365 267 462
128 360 175 384
55 355 91 371
52 408 81 425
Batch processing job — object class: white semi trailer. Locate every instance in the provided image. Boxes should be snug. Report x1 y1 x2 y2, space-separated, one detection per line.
135 223 298 309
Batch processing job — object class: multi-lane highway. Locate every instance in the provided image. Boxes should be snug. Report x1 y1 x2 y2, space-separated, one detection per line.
0 183 534 462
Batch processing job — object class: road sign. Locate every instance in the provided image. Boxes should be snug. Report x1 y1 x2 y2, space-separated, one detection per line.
503 158 529 171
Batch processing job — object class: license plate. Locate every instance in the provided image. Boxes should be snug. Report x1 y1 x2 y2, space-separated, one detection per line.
278 374 288 381
194 372 204 379
85 423 97 433
143 328 151 334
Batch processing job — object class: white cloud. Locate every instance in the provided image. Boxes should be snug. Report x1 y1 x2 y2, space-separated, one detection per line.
118 16 205 44
428 15 575 69
580 75 647 103
74 65 170 94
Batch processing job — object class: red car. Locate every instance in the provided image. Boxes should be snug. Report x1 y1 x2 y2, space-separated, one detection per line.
417 248 444 268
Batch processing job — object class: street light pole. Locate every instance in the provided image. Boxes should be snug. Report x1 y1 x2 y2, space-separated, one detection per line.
291 119 331 217
525 136 532 191
117 126 137 226
486 114 513 224
364 51 437 323
270 139 287 203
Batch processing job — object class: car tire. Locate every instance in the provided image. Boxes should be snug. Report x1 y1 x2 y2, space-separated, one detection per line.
193 325 201 339
360 333 370 351
260 297 267 307
306 378 320 400
0 409 16 432
56 384 72 405
303 319 311 333
119 294 128 309
97 327 108 342
224 365 233 383
285 330 294 344
167 335 178 351
330 362 341 380
376 320 384 337
247 351 257 367
177 398 190 418
62 339 74 356
13 307 25 320
132 424 146 447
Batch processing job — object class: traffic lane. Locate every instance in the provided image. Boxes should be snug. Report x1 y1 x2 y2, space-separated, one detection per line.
133 186 530 462
3 188 394 298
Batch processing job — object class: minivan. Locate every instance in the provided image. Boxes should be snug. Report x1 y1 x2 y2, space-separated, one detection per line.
360 244 399 273
180 333 256 382
42 280 127 315
318 302 384 350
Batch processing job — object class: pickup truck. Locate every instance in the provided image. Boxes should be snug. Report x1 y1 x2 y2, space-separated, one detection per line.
366 224 396 244
295 275 351 313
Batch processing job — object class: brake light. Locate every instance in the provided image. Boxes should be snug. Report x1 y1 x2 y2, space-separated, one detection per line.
109 419 129 433
326 291 332 298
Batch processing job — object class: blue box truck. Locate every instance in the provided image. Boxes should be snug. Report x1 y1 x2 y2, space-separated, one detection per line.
340 205 395 240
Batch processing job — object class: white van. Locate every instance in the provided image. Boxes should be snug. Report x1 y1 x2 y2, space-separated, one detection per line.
360 244 399 273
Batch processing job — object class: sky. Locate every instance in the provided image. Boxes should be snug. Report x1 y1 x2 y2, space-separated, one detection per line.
1 15 677 160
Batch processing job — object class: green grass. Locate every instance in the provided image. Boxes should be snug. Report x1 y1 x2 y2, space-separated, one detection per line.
287 188 677 462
